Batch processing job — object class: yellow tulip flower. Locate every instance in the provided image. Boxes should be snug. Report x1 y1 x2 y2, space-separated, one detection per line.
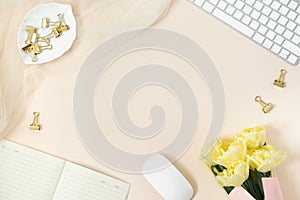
216 159 249 187
236 126 267 149
214 139 247 168
249 144 287 173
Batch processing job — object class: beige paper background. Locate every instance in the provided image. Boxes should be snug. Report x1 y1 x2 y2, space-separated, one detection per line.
4 0 300 199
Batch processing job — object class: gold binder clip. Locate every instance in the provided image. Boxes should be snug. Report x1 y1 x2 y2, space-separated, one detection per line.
57 13 67 26
273 69 287 88
44 27 60 38
255 96 273 114
25 25 37 33
41 13 67 28
57 14 69 32
36 36 51 44
57 25 69 32
29 112 41 130
32 43 52 54
22 44 38 62
50 25 69 38
52 27 60 37
30 32 38 43
22 44 33 53
28 50 38 62
41 17 60 28
24 26 37 44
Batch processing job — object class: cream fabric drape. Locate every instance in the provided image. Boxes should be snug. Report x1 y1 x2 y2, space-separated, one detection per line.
0 0 172 138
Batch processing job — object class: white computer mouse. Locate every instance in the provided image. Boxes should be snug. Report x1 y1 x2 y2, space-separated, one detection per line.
142 154 194 200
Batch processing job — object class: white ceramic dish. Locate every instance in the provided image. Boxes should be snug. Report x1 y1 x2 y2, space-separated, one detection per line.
18 3 76 65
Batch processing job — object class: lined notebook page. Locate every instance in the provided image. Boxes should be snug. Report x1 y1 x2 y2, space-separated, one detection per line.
0 140 65 200
52 162 130 200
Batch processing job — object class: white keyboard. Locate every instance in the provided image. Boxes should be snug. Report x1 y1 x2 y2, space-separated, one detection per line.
189 0 300 65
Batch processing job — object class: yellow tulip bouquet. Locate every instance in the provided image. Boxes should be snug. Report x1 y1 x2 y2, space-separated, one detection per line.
202 126 286 200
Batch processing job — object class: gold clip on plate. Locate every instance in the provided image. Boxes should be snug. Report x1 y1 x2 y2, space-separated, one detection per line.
37 36 51 44
22 44 38 62
255 96 273 114
30 32 38 44
25 26 37 33
24 26 37 44
29 112 41 130
57 25 69 32
41 17 60 28
57 13 67 26
52 27 60 37
22 44 33 53
28 51 38 62
32 43 52 54
41 14 67 28
273 69 287 88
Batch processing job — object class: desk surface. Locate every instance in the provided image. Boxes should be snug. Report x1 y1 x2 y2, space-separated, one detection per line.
6 0 300 199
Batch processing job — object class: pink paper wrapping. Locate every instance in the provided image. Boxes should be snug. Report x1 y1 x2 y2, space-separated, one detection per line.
262 177 284 200
228 186 255 200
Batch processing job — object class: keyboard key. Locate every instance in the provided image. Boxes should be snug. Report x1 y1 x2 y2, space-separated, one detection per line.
266 30 276 40
279 54 288 60
287 10 297 20
249 20 260 30
250 10 261 20
296 26 300 35
233 10 244 20
288 0 298 10
274 35 284 45
243 5 253 14
286 21 297 31
271 44 282 54
258 25 268 35
210 0 220 5
259 15 269 25
235 0 245 9
287 54 298 64
227 0 236 5
279 50 289 59
241 15 251 25
195 0 205 7
292 34 300 45
267 20 277 29
282 40 300 56
263 39 273 49
262 6 272 15
280 0 290 5
262 0 272 6
245 0 255 6
254 1 264 10
212 8 255 37
217 1 228 9
253 32 265 44
270 1 281 10
296 16 300 25
283 30 293 40
270 11 280 21
279 5 289 15
275 24 285 34
226 5 235 15
279 53 288 59
278 15 288 25
202 2 215 12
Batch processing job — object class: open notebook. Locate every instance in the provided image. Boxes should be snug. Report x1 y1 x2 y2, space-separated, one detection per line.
0 140 130 200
